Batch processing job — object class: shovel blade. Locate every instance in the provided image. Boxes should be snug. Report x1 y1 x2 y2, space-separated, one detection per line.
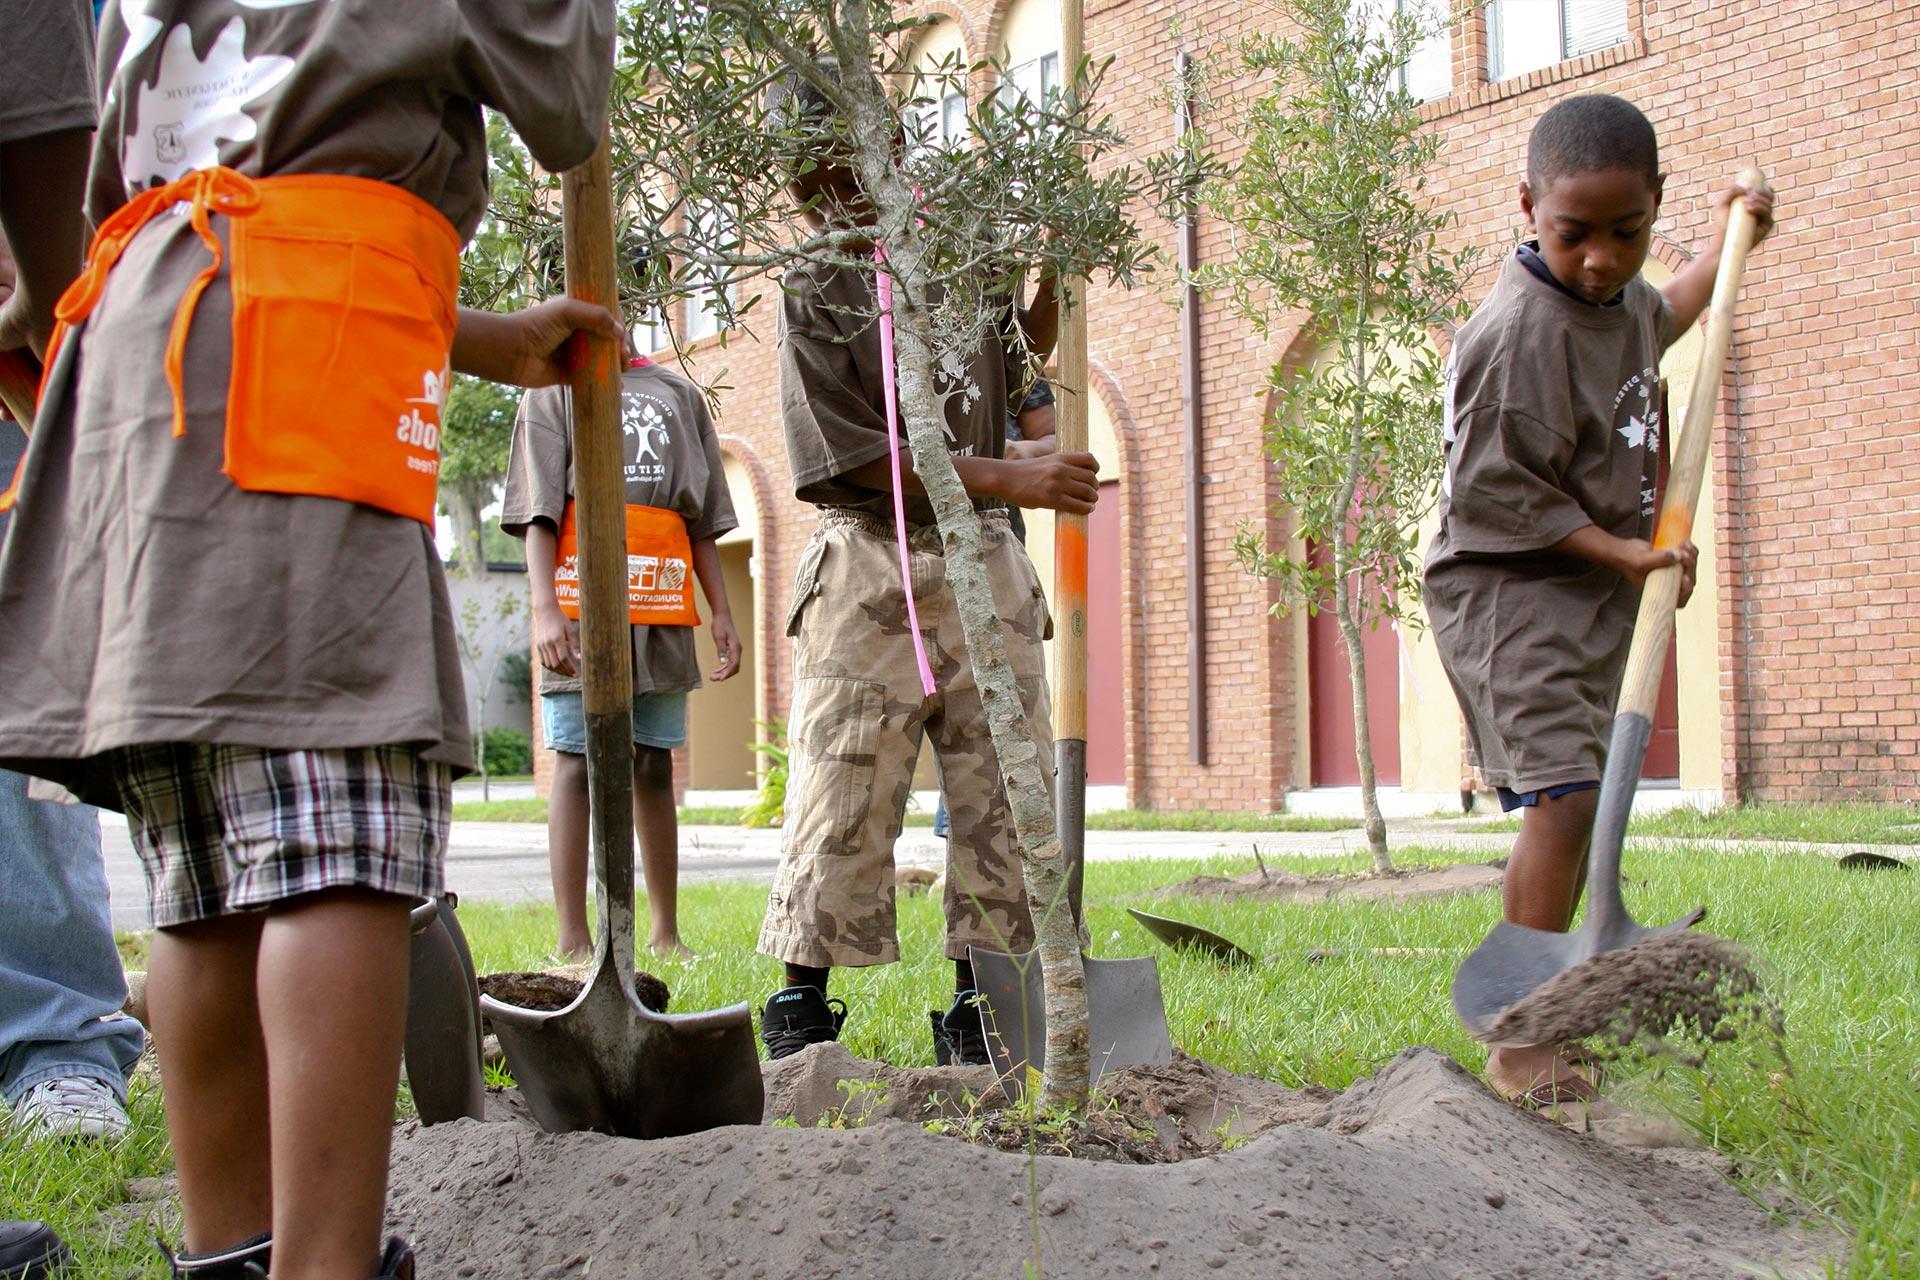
404 897 487 1125
484 974 761 1138
970 947 1173 1100
1452 907 1707 1041
1127 907 1258 966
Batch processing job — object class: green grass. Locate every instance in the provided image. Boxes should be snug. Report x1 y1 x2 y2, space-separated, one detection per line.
61 839 1915 1275
1478 801 1920 846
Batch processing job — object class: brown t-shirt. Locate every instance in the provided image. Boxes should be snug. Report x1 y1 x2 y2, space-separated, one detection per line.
501 361 737 695
778 258 1021 525
0 0 94 144
1422 252 1677 791
0 1 611 807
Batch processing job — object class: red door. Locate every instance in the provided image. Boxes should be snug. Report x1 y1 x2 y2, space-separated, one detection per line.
1086 481 1125 785
1307 543 1401 787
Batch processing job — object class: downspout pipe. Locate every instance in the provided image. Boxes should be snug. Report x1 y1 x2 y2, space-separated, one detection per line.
1176 50 1207 766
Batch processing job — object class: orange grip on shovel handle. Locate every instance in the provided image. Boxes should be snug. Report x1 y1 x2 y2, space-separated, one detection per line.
1617 165 1768 721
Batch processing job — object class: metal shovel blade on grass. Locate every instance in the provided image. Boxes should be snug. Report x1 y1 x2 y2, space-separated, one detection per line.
1451 167 1768 1041
478 141 761 1137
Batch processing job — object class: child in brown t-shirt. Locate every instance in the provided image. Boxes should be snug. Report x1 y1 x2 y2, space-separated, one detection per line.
1423 94 1773 1109
502 356 741 961
0 4 618 1276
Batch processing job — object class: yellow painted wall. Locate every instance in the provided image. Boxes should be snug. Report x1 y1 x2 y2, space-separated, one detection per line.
910 17 967 90
689 454 764 790
998 0 1058 62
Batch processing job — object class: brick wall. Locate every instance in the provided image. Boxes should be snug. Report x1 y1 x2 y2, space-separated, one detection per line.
543 0 1917 807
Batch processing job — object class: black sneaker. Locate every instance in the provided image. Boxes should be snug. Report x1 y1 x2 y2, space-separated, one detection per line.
169 1231 272 1279
930 989 991 1067
760 985 847 1060
0 1222 68 1280
367 1237 415 1280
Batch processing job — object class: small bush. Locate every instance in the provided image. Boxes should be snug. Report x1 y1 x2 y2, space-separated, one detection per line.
481 727 533 777
741 718 788 828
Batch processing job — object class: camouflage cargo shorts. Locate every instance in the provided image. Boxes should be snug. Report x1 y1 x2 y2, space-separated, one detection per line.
757 508 1055 968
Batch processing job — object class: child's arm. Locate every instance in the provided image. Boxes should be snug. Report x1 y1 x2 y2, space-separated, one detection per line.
453 298 625 389
1659 180 1775 337
0 128 91 358
1552 525 1700 607
525 520 581 677
690 539 740 682
839 450 1099 514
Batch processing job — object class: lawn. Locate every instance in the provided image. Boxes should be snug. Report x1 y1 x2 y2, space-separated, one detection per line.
29 839 1915 1276
1473 801 1920 846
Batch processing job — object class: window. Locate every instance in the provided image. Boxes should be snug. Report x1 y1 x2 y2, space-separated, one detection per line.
907 19 970 155
1487 0 1629 82
908 86 969 154
683 201 734 343
634 305 671 356
1362 0 1452 102
998 50 1061 111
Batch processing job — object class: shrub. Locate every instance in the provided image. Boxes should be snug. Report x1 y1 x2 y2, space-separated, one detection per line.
480 727 533 777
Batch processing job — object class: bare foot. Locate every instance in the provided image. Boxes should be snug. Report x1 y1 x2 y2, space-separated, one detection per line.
649 937 696 960
553 936 592 964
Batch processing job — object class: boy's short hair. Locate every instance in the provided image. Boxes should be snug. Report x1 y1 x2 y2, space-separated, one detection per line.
766 60 848 202
1527 94 1659 192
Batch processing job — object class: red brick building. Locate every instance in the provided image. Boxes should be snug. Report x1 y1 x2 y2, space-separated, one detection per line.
540 0 1919 809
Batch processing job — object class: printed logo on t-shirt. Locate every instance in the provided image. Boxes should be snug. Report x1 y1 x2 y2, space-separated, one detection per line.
933 347 982 451
621 392 674 487
1612 364 1662 515
1438 355 1460 498
122 17 298 188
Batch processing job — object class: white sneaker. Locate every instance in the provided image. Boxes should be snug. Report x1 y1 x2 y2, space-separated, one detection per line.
12 1076 129 1140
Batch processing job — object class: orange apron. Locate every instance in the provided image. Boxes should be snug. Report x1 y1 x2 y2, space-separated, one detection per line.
1 166 458 523
553 501 701 628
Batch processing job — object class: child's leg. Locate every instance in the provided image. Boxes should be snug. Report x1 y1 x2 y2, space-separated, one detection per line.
631 746 684 956
547 751 591 958
255 889 410 1280
145 915 272 1254
1490 786 1600 1098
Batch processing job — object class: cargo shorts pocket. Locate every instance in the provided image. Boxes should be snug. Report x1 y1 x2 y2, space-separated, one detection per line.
785 676 884 853
784 536 830 637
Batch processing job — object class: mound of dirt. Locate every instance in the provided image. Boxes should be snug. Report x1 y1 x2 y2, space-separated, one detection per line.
1166 860 1504 905
760 1041 1003 1126
477 968 670 1015
1487 931 1781 1065
386 1047 1825 1279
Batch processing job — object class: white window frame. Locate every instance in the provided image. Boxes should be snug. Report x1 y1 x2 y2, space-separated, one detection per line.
1487 0 1630 83
998 50 1061 112
683 201 734 344
1356 0 1452 103
908 86 969 155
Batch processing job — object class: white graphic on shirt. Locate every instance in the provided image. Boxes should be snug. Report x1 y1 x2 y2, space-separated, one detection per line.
1439 354 1459 498
234 0 332 8
1611 366 1662 516
1617 413 1650 450
124 19 297 187
932 348 981 449
621 393 672 485
110 0 166 90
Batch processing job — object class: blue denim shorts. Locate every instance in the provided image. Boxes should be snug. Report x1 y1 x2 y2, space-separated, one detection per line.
540 690 688 754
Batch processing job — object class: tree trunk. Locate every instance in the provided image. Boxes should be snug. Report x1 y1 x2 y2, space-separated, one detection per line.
839 59 1091 1112
1332 545 1391 872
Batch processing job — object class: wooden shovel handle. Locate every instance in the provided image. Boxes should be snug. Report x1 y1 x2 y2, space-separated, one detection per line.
1051 0 1090 746
1616 166 1767 722
561 137 639 977
0 349 39 429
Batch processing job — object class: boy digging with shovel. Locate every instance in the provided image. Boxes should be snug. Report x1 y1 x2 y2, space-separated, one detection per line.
0 3 620 1276
1423 94 1773 1109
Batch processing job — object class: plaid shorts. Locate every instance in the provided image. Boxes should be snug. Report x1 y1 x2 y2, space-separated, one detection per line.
113 744 452 928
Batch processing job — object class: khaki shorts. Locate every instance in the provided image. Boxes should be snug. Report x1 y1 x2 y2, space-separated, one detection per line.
758 509 1055 967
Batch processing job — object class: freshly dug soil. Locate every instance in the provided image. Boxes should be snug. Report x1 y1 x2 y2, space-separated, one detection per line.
1488 931 1781 1066
387 1047 1826 1279
477 968 670 1015
1165 859 1504 905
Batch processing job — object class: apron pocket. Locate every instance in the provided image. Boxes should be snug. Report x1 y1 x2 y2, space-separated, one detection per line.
227 226 455 524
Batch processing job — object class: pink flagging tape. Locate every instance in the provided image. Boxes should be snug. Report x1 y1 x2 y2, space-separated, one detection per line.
876 248 938 699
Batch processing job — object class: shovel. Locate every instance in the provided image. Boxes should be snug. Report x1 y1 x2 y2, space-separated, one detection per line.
1452 166 1768 1041
478 139 761 1138
971 945 1172 1099
404 896 486 1125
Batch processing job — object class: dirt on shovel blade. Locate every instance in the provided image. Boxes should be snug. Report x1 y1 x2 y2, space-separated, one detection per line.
477 968 670 1014
1487 930 1780 1064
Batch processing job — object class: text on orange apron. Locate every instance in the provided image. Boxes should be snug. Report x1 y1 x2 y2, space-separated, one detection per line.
554 501 702 627
1 166 458 524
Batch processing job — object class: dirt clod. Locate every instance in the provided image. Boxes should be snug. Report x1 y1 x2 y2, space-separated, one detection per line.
1487 931 1780 1064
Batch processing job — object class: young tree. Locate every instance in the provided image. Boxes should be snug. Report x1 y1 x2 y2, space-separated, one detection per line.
552 0 1150 1111
451 584 531 802
439 374 522 577
1203 0 1473 872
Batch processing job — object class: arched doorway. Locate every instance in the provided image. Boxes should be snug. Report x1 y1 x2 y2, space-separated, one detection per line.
687 451 763 792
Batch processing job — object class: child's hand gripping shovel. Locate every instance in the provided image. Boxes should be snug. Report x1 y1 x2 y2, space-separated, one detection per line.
479 139 762 1137
1452 167 1769 1042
